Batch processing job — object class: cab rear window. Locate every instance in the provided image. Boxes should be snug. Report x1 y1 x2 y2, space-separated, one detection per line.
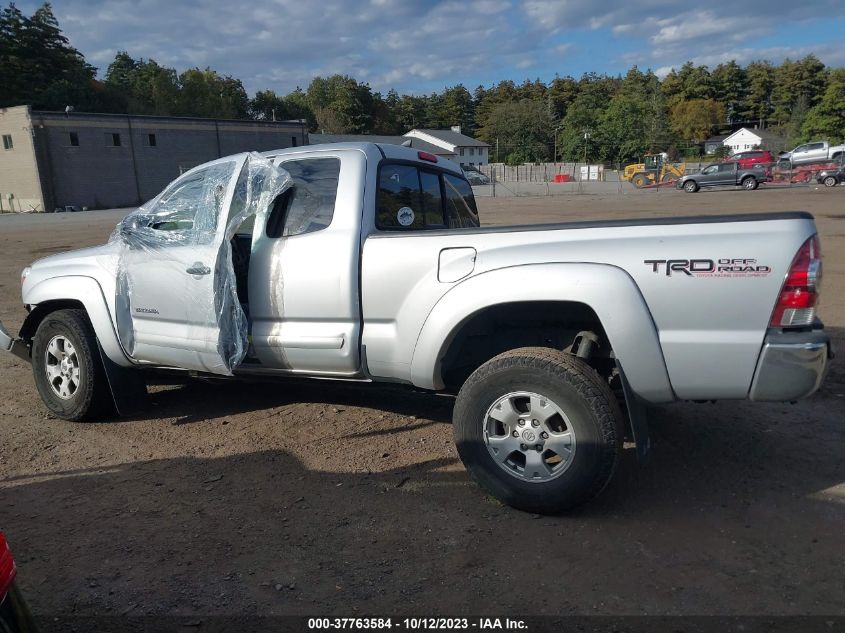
377 163 479 230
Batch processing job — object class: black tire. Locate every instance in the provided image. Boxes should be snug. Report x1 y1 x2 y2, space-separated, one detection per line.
823 176 837 187
741 176 758 190
631 173 647 188
661 172 675 183
453 347 624 514
31 309 112 421
683 180 698 193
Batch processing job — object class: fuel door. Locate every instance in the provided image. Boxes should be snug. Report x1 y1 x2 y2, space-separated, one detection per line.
438 247 476 283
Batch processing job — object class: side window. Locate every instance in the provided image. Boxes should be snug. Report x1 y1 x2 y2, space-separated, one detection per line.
443 174 480 229
378 164 426 229
717 163 735 172
419 170 445 226
270 157 340 237
149 161 235 238
794 145 807 153
808 142 825 151
702 165 717 174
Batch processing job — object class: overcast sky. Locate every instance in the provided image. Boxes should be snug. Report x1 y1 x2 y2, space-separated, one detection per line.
20 0 845 95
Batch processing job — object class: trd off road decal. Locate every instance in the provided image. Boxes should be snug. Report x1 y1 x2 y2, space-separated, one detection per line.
644 258 772 277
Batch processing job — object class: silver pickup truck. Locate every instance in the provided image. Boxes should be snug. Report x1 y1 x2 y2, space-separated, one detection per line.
0 142 832 514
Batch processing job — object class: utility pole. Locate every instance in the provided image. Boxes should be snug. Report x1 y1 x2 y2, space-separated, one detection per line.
496 137 499 163
583 130 590 166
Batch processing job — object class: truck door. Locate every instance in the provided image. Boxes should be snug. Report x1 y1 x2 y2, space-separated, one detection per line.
698 164 720 185
246 150 362 376
115 156 246 374
716 162 738 186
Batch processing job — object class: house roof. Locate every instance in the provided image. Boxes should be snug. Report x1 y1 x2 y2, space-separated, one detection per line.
308 133 455 156
406 129 490 148
723 127 784 144
705 134 729 143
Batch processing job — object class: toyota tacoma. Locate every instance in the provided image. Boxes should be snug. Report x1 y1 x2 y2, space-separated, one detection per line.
0 142 832 514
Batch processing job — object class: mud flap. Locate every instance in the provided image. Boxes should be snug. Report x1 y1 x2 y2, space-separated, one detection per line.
617 362 651 462
97 341 149 417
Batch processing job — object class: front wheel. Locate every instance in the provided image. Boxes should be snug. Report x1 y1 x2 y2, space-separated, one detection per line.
683 180 698 193
823 176 838 187
742 176 758 190
31 309 112 421
453 347 623 514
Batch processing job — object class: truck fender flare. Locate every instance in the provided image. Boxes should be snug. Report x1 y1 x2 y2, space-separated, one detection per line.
409 263 675 403
23 275 132 368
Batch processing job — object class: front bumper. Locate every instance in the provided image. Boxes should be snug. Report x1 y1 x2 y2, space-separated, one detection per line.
749 327 832 401
0 320 29 363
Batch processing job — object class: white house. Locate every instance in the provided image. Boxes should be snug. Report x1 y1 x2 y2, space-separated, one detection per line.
404 127 490 167
722 128 786 154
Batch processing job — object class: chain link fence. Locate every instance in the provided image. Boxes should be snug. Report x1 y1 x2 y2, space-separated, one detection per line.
468 160 837 197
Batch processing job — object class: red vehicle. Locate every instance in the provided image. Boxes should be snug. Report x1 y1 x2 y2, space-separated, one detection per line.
725 149 775 168
0 533 37 632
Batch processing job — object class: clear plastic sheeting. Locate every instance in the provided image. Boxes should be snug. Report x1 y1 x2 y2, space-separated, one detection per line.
111 152 292 375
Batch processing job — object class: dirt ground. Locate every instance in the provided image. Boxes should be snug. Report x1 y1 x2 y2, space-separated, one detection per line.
0 185 843 620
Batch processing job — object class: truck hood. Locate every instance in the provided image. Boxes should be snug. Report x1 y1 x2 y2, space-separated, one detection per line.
22 241 121 302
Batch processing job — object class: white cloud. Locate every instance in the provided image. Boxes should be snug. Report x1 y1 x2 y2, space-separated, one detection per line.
12 0 845 97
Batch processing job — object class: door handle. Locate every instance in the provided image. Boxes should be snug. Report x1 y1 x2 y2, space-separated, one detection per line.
186 262 211 276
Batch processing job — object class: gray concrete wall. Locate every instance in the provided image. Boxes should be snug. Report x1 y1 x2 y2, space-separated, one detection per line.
0 106 45 212
31 112 307 211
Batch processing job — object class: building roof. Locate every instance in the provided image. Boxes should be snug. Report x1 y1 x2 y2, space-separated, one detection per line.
406 129 489 148
31 109 306 128
308 133 455 157
723 127 785 145
705 134 729 143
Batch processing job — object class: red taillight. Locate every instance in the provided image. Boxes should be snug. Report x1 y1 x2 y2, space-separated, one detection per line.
770 235 822 327
418 151 438 163
0 532 16 598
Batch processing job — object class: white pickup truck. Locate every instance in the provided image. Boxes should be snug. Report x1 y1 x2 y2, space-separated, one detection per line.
0 143 832 513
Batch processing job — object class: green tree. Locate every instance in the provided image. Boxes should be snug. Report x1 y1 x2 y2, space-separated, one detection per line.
282 88 316 128
427 84 475 134
711 61 747 123
393 93 427 132
555 73 619 161
661 62 713 107
0 2 106 110
104 52 179 115
177 68 249 119
477 99 553 164
598 94 649 163
801 68 845 143
307 74 374 133
744 60 774 126
669 98 725 144
547 75 579 120
771 55 827 125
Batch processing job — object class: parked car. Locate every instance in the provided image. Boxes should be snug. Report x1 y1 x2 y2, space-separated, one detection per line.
725 149 774 168
816 164 844 187
462 168 490 185
0 143 831 514
0 532 37 633
779 140 845 166
677 162 768 192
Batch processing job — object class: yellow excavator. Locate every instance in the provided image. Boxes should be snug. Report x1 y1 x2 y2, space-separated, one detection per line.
622 154 686 188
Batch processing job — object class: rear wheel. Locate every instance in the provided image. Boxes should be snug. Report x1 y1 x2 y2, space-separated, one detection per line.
823 176 838 187
453 347 623 514
31 309 112 421
742 176 758 190
683 180 698 193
